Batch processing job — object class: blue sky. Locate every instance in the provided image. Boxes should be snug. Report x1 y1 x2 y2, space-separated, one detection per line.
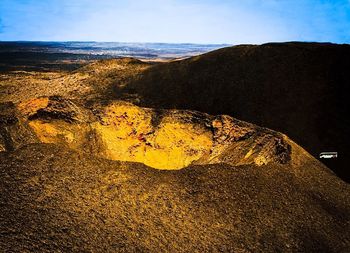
0 0 349 44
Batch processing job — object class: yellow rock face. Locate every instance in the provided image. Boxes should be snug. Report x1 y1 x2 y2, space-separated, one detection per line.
145 122 212 169
20 98 291 170
29 120 89 150
92 104 213 170
18 97 49 117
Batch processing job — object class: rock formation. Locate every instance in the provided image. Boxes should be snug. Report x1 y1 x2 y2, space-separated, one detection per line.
10 96 292 170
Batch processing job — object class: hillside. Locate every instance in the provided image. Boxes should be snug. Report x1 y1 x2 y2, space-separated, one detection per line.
1 94 349 251
121 42 350 181
1 143 349 252
0 42 349 252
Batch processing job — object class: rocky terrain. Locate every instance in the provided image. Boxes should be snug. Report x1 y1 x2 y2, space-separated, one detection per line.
121 42 350 182
1 143 349 252
0 42 349 252
0 58 150 103
9 96 291 169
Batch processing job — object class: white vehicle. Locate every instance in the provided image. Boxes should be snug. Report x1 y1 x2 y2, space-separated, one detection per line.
319 152 338 159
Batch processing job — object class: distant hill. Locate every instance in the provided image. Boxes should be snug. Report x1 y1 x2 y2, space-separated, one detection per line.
123 42 350 182
0 41 226 72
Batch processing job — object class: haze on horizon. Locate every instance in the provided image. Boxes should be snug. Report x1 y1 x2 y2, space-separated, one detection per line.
0 0 349 44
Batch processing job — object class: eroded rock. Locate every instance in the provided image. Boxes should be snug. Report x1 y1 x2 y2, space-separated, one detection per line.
14 96 291 170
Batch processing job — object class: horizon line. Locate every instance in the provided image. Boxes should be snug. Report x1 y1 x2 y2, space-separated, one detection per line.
0 40 348 46
0 40 233 46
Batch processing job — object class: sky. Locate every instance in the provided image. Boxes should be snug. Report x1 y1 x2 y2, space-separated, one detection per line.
0 0 349 44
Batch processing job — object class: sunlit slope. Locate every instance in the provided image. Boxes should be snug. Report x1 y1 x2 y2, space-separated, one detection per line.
0 143 349 252
0 58 150 103
122 42 350 181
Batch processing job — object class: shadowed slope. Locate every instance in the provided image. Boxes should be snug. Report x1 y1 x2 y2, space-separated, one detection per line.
123 42 350 181
0 143 349 252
